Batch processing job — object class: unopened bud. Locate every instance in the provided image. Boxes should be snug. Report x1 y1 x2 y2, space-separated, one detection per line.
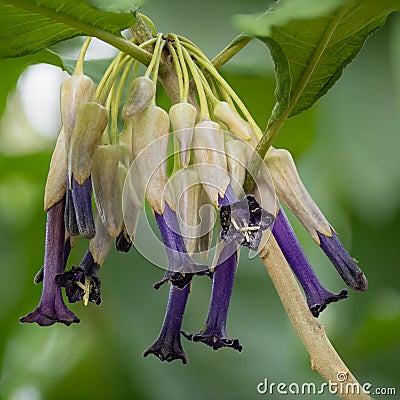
264 147 332 243
193 119 230 206
169 102 197 166
44 128 67 211
68 101 109 185
198 187 216 260
92 144 122 238
90 214 113 266
122 76 156 119
119 121 133 167
171 168 201 255
61 73 96 149
214 101 253 141
121 161 141 242
131 102 174 214
225 138 249 198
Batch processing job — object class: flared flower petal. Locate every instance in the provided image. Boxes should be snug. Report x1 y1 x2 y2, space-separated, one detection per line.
219 185 274 251
182 240 242 351
154 202 210 289
56 250 101 306
272 206 348 317
20 199 79 326
143 284 190 364
318 230 368 292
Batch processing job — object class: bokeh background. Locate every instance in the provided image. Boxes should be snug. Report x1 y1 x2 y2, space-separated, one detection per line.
0 1 399 399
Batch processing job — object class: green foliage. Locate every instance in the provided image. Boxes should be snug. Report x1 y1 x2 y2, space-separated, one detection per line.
0 0 135 59
237 0 400 122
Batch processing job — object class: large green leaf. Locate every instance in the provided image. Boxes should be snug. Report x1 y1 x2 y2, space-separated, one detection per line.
0 0 135 59
236 0 400 122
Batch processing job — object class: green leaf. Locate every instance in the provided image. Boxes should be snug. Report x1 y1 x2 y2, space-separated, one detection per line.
0 0 135 59
237 0 400 122
234 0 344 37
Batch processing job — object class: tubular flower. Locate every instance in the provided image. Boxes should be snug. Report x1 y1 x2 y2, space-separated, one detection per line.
22 26 368 365
265 147 368 293
183 240 242 351
272 206 348 317
143 283 190 364
318 230 368 292
153 203 211 289
20 199 79 326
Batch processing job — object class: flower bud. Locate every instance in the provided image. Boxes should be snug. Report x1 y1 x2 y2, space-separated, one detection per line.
92 144 122 238
68 101 109 185
119 121 134 167
60 73 96 149
122 76 156 119
198 187 216 260
213 101 252 141
193 119 230 206
170 168 201 255
131 102 174 214
118 162 141 242
44 128 67 212
90 214 113 266
264 147 331 243
225 138 249 198
169 102 197 166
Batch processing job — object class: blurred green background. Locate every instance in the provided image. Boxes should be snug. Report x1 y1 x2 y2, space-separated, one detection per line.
0 1 399 399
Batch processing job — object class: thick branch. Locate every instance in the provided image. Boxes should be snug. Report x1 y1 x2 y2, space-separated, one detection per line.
260 236 371 400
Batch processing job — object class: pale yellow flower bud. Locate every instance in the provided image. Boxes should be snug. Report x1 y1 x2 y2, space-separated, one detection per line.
68 101 109 185
60 73 96 149
131 101 174 214
122 76 156 119
170 168 201 255
90 214 113 266
225 138 249 198
264 147 332 243
169 102 197 166
213 101 252 141
193 119 230 206
198 187 216 260
44 128 67 212
92 144 122 238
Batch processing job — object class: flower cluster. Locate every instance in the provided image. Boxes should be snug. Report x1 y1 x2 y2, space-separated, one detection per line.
21 26 367 364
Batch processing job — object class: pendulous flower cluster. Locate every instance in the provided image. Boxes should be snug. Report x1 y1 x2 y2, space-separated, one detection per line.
21 26 368 364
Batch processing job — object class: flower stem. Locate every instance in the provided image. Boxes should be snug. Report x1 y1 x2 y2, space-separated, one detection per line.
110 59 136 144
74 37 91 75
260 237 371 400
182 46 209 120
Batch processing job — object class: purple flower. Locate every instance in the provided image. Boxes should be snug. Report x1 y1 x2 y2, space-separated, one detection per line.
153 202 211 289
318 230 368 292
33 235 73 284
182 240 242 351
20 198 79 326
143 283 190 364
65 175 95 239
272 206 348 317
56 249 101 306
219 185 274 251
